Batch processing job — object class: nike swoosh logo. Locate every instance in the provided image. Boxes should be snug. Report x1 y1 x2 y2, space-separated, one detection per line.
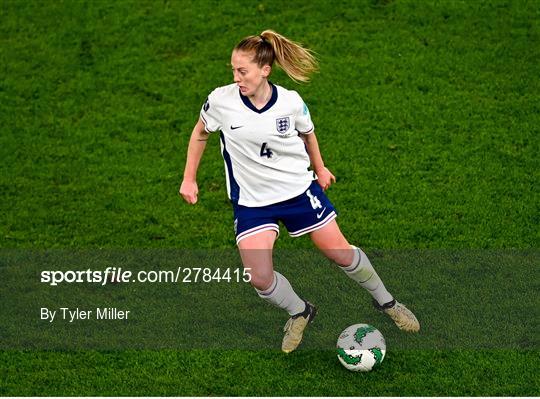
230 125 243 130
316 208 327 219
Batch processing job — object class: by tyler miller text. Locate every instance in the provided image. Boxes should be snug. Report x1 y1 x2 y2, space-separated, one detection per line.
41 307 130 323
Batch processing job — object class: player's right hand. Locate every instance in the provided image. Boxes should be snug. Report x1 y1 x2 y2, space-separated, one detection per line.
179 179 198 204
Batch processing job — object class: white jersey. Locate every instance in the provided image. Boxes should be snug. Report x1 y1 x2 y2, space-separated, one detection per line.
200 82 315 207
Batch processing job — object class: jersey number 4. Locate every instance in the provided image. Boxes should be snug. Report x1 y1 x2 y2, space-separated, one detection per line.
260 142 273 158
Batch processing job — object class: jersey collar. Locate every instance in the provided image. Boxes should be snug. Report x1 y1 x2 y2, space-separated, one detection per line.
239 82 278 114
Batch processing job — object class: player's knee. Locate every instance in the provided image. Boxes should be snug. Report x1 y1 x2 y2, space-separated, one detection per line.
323 247 355 267
249 269 274 291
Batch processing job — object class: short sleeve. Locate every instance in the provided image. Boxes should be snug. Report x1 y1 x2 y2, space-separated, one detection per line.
294 92 314 134
200 91 221 133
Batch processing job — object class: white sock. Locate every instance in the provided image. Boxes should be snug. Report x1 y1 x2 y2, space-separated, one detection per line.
256 271 306 315
341 246 394 306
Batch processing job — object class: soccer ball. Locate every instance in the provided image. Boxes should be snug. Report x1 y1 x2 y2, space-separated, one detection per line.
336 324 386 372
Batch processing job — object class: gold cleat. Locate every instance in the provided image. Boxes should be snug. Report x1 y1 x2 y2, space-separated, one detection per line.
282 301 317 353
374 299 420 332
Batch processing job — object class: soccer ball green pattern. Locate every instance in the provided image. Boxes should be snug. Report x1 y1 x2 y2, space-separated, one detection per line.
336 323 386 372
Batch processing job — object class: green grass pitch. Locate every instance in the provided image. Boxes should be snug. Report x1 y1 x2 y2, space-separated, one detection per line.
1 0 538 396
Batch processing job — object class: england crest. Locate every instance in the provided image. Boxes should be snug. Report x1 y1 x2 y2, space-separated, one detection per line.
276 117 290 134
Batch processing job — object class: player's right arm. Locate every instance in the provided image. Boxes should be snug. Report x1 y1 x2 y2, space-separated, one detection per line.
179 118 209 204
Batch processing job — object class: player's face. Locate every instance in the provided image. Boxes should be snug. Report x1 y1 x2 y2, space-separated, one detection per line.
231 50 269 97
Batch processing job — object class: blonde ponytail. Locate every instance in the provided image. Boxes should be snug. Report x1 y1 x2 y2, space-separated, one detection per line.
234 30 318 83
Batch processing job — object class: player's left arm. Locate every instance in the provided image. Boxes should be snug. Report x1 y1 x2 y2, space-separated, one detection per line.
300 131 336 190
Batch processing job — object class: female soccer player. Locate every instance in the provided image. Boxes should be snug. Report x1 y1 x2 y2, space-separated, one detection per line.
180 30 419 353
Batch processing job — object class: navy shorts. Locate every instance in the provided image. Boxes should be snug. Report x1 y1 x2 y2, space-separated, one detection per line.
233 181 337 244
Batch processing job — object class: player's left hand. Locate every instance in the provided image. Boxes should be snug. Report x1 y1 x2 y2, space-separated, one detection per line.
315 167 336 191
